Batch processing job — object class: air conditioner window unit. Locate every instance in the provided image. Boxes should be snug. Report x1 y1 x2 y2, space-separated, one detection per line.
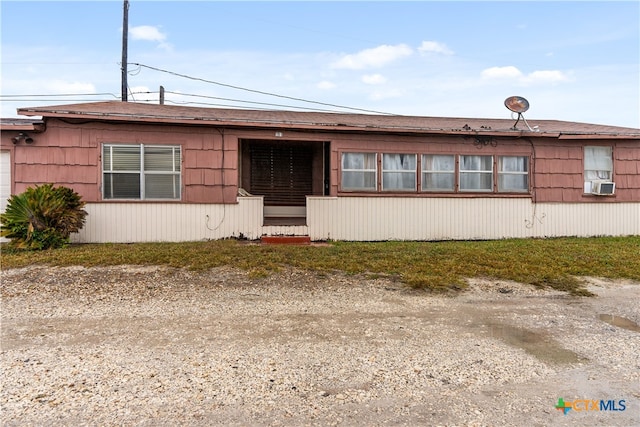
591 180 615 195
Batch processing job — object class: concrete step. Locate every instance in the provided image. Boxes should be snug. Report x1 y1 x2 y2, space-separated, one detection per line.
260 235 311 245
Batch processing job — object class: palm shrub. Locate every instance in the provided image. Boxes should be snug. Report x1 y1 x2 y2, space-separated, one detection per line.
0 184 88 250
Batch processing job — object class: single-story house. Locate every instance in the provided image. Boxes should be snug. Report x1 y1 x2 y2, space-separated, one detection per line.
1 101 639 243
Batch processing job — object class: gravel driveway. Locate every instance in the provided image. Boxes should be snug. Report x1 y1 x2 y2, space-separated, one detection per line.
1 265 639 426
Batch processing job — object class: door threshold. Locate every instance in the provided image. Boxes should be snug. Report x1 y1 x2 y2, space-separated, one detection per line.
263 217 307 226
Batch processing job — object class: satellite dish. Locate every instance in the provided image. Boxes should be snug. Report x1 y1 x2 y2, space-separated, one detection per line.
504 96 537 131
504 96 530 113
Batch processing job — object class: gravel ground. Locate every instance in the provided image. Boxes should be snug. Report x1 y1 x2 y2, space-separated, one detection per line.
1 265 639 426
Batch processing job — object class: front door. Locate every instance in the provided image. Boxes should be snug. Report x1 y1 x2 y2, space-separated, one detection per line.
249 142 313 224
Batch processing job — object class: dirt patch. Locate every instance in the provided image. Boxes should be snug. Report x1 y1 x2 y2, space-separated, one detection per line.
1 266 639 426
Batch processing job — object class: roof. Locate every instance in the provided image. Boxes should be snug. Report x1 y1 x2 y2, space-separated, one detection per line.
0 118 45 131
15 101 640 139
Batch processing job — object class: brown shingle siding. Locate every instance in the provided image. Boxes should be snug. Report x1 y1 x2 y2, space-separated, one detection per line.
616 146 640 161
64 148 97 166
47 147 66 165
185 169 204 186
616 160 639 175
203 169 219 186
192 150 217 169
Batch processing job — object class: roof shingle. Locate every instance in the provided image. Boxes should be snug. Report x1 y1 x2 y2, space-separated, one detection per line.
15 101 640 138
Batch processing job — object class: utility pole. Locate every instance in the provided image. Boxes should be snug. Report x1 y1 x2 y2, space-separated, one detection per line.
121 0 129 102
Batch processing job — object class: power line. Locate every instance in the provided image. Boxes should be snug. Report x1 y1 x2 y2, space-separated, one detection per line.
164 99 347 114
0 93 121 98
1 90 381 114
129 62 396 115
2 64 399 115
163 91 364 113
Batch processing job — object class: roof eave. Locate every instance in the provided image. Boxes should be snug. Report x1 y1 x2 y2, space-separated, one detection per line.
17 105 639 139
0 121 46 132
558 133 640 140
17 108 560 137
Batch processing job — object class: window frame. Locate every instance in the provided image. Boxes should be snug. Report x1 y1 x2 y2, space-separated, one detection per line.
381 153 417 192
102 143 182 200
583 145 613 193
497 155 529 193
421 154 455 192
340 152 378 192
338 151 532 196
459 154 494 192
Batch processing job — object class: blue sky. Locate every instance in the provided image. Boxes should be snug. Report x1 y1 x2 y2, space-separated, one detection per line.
1 1 639 128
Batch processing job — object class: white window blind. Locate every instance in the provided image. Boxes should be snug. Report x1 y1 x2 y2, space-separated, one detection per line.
103 144 181 200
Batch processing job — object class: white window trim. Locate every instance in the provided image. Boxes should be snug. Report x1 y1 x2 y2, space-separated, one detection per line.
497 156 529 193
102 143 181 200
341 152 377 191
584 146 613 193
459 155 493 192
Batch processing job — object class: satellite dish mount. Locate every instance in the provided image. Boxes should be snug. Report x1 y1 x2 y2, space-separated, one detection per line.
504 96 535 131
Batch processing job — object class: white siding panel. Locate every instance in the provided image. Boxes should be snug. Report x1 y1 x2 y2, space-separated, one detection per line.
0 151 10 243
0 151 10 213
307 197 640 241
70 196 639 243
530 202 640 238
72 197 265 243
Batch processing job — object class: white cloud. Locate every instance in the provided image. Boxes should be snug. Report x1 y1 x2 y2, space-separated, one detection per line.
417 41 454 55
481 66 571 85
362 74 387 85
481 66 523 79
130 25 166 42
317 80 336 90
331 44 413 70
130 25 172 51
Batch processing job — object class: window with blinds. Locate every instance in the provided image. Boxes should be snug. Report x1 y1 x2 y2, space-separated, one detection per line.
103 144 181 200
249 144 312 206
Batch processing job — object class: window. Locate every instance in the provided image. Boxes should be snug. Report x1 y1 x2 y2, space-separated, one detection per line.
422 154 454 191
584 146 612 192
460 155 493 191
103 144 181 200
341 152 377 191
382 153 416 191
498 156 528 192
339 151 531 195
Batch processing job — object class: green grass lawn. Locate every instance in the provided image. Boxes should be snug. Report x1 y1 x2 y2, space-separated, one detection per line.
2 236 639 296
